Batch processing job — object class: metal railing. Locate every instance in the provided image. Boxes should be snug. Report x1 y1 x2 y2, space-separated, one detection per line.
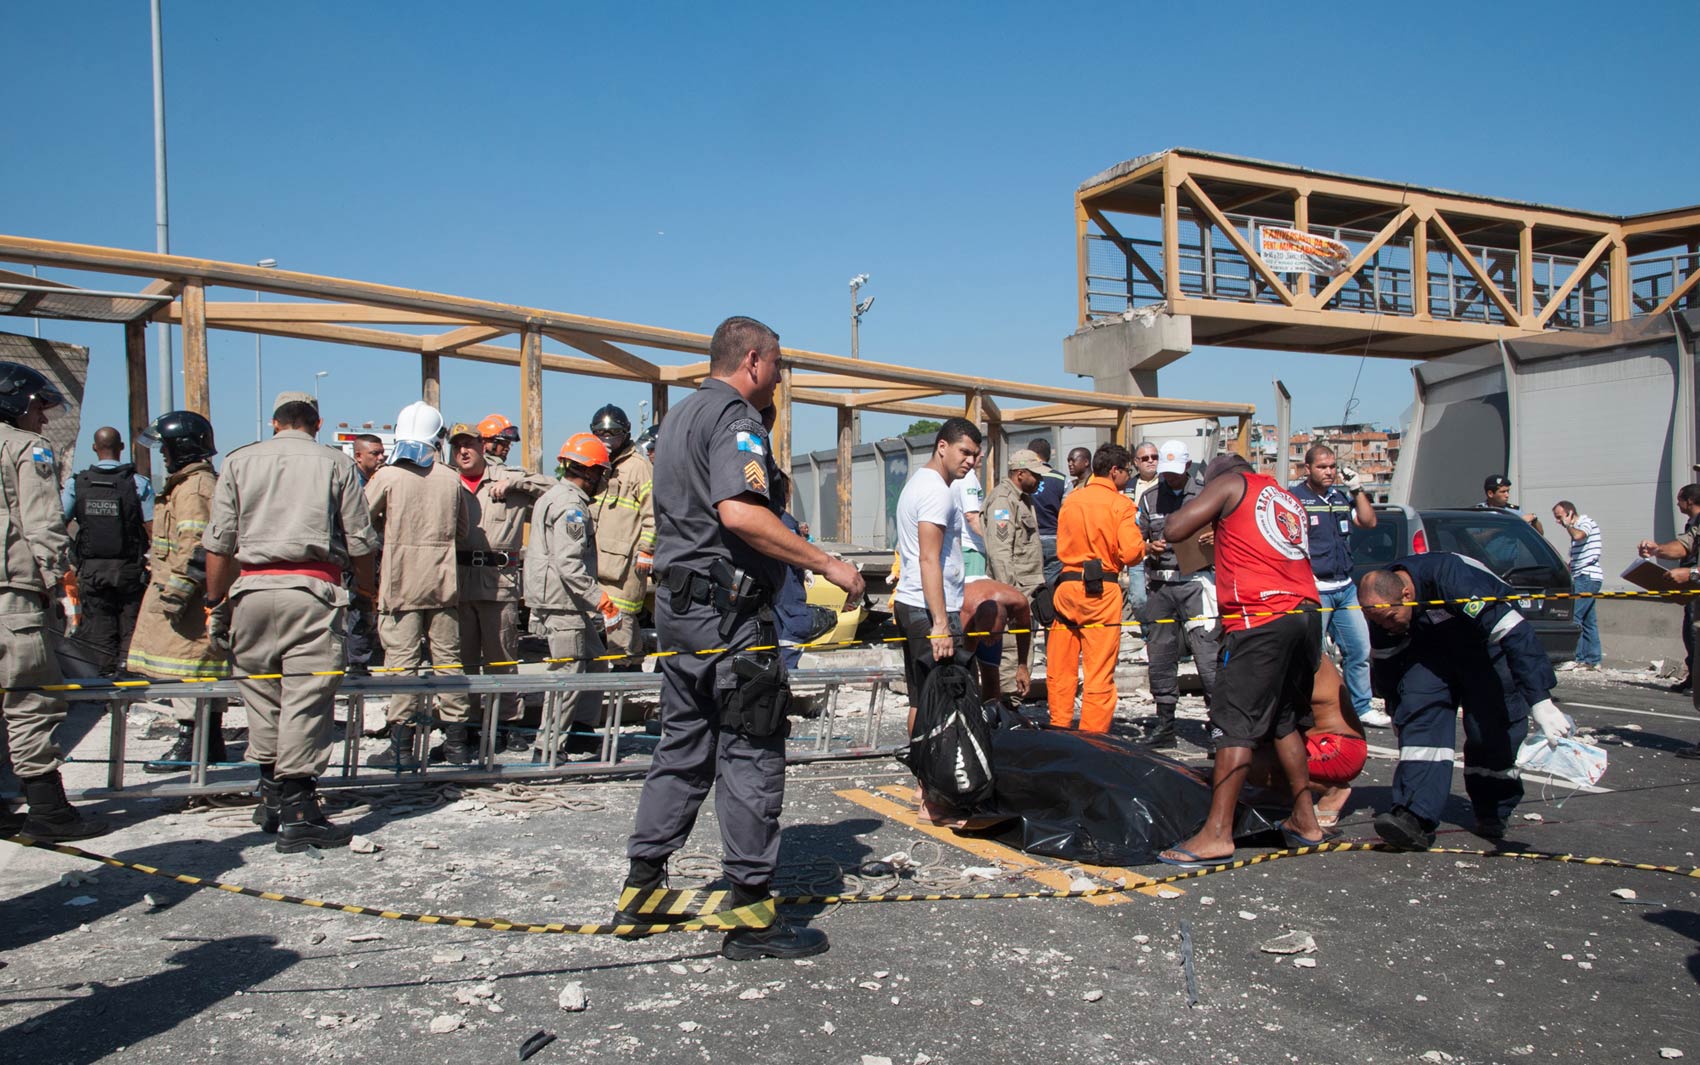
64 666 904 800
1086 213 1614 329
1630 248 1700 315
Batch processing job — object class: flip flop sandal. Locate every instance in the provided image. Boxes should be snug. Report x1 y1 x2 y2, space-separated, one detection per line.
1278 821 1329 849
1156 846 1224 868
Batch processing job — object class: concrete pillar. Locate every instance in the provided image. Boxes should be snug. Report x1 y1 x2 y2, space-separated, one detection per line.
1061 312 1193 399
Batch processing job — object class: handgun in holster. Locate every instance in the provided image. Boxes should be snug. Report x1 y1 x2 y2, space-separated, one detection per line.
1082 558 1105 597
722 650 792 739
710 558 764 640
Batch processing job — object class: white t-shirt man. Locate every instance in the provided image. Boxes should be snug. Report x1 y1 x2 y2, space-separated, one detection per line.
952 469 985 555
893 466 965 612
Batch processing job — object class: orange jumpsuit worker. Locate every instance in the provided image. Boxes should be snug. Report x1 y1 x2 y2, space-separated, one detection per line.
1048 443 1145 732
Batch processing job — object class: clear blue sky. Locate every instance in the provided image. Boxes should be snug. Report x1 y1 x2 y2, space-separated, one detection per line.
6 1 1698 462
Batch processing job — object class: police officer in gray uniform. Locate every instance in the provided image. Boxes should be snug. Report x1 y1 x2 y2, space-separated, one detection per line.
0 362 109 840
618 316 864 960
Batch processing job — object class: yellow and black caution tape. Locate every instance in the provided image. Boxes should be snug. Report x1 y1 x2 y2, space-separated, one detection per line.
5 835 1695 937
13 585 1699 699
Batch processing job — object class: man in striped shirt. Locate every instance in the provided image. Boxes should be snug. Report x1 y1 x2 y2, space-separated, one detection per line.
1552 501 1602 670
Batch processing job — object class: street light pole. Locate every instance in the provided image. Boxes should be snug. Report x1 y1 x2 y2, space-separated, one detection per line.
849 274 873 441
150 0 174 413
314 370 329 405
255 259 277 441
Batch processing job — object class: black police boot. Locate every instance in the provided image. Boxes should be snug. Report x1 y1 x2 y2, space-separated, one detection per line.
721 883 829 961
252 763 280 834
500 726 532 753
1 799 26 836
143 724 197 774
18 772 110 842
1135 706 1177 749
612 857 694 938
432 724 474 766
1474 815 1507 842
205 712 228 765
276 777 352 854
1374 805 1436 851
366 722 421 771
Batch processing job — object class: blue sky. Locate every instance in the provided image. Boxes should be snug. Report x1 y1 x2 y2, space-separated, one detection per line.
6 1 1698 461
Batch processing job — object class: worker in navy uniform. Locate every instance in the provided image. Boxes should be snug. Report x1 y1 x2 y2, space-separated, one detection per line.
1358 552 1571 849
617 316 864 960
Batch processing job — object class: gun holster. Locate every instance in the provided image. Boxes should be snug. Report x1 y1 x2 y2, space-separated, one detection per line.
719 644 792 739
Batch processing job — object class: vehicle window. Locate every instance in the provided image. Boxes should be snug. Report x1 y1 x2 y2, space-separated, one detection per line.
1424 515 1564 583
1349 512 1406 568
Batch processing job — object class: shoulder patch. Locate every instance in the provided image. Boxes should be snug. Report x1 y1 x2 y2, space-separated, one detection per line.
1462 598 1485 618
743 459 768 495
29 443 54 474
734 429 767 456
727 417 766 437
566 507 586 524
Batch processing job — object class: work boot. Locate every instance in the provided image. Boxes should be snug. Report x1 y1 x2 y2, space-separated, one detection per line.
1474 816 1506 842
1674 742 1700 760
18 772 110 842
143 724 197 774
366 722 421 771
499 726 531 753
720 883 829 961
276 777 352 854
252 763 280 834
1669 675 1692 694
431 724 474 766
613 856 695 939
1 800 25 836
1373 806 1436 851
1134 708 1177 749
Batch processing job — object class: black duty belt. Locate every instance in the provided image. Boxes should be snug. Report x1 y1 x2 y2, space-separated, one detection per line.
457 549 523 568
663 568 719 606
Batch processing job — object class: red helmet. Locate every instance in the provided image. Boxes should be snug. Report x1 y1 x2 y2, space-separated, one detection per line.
478 413 520 442
558 431 612 471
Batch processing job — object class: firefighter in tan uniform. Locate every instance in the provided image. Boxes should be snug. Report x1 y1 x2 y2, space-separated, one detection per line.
479 412 520 469
0 362 109 840
983 449 1048 697
363 402 473 769
128 411 233 775
203 391 379 853
447 422 553 751
525 433 622 757
588 405 655 665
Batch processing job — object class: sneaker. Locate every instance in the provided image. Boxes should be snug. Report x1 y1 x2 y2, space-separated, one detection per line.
1373 806 1435 851
1358 708 1393 728
1557 661 1581 672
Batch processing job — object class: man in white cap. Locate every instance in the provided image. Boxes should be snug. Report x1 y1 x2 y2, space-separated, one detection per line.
1133 439 1220 748
363 402 474 769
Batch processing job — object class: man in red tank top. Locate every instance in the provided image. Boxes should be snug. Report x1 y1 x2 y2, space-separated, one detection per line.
1154 453 1326 867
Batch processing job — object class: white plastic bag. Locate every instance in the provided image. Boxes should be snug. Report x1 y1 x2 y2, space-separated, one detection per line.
1515 732 1608 788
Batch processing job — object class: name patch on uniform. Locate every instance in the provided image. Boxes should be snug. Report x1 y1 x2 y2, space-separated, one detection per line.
743 459 768 494
1462 598 1485 618
735 430 766 456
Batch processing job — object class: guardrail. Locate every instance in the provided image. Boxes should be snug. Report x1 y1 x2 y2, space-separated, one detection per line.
63 666 904 800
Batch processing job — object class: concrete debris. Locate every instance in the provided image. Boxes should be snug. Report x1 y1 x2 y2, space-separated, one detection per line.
1259 930 1317 955
1659 1050 1683 1059
432 952 465 964
1156 889 1182 900
143 893 161 907
421 841 441 850
1132 934 1150 944
739 987 768 1000
822 1022 836 1035
690 963 713 974
1069 877 1097 893
678 1021 701 1033
961 866 1003 880
668 964 688 975
64 896 97 907
309 932 326 945
1610 888 1637 900
1508 1046 1534 1056
558 983 587 1012
1419 1053 1456 1064
858 982 882 991
915 1055 933 1065
1292 957 1317 968
453 983 496 1005
1238 911 1258 921
429 1013 464 1034
1522 813 1544 822
873 970 890 979
317 1013 350 1029
1082 989 1104 1002
349 835 379 854
57 870 98 887
347 933 383 942
1199 896 1215 906
862 1057 895 1065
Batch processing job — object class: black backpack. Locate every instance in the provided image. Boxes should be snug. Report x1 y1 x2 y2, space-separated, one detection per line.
73 463 146 590
896 658 996 809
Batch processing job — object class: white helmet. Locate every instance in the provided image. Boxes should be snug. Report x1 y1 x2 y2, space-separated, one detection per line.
389 401 446 467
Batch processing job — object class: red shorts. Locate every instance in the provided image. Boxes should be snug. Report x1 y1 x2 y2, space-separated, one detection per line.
1305 733 1367 787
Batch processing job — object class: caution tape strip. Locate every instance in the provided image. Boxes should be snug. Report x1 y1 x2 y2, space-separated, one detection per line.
5 835 1695 936
15 585 1699 698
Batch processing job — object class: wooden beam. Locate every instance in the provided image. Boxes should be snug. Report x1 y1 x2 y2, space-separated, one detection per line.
1309 207 1415 310
424 324 508 353
520 328 543 474
1518 224 1535 319
835 407 854 543
651 381 670 424
1534 233 1613 328
1292 192 1311 300
771 367 791 474
1180 175 1297 307
964 391 983 422
1650 262 1700 317
843 386 941 409
661 361 713 384
123 319 152 478
1115 408 1132 448
1429 212 1520 323
181 279 210 416
1412 217 1430 319
1162 168 1181 303
8 290 48 316
546 327 662 381
421 353 441 406
1610 240 1631 321
1229 417 1251 459
1075 197 1091 327
0 268 74 289
984 413 1002 486
178 301 475 325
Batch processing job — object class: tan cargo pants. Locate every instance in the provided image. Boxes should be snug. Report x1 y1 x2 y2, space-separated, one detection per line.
0 589 69 778
457 598 521 724
378 607 471 725
231 584 345 779
536 611 606 727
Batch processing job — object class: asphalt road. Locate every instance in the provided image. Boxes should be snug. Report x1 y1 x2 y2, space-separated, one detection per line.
1 672 1695 1065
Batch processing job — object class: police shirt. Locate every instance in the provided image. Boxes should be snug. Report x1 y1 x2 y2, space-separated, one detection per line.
651 377 784 592
1367 551 1556 711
